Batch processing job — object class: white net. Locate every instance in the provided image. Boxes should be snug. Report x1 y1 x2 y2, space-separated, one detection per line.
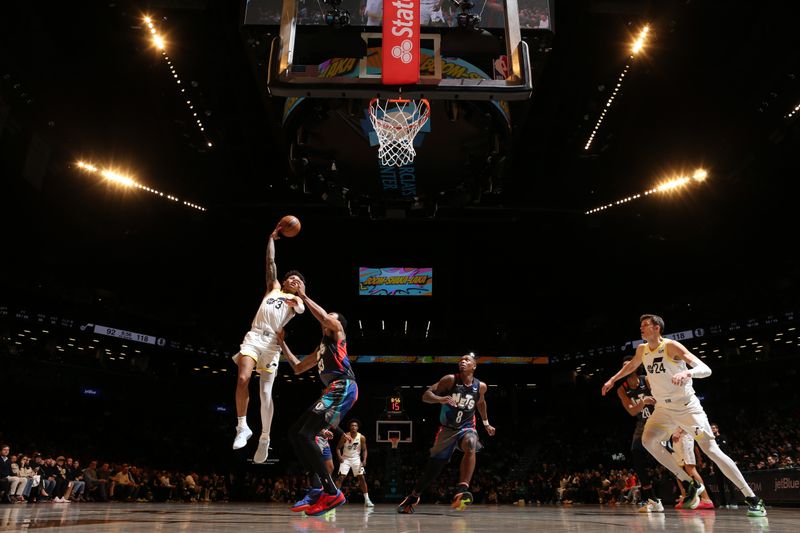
369 98 431 167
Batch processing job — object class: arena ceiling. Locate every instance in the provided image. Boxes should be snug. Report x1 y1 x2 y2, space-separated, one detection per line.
1 0 798 352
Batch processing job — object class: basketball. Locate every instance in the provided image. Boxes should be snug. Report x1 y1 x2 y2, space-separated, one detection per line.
279 215 301 237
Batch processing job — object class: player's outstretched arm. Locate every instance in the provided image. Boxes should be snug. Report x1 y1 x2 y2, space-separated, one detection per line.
422 374 457 405
265 224 283 291
477 382 495 436
277 330 318 375
602 347 644 395
293 283 343 337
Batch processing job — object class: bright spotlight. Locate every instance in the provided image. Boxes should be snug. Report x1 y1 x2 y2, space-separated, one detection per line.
631 25 650 56
100 170 135 187
153 35 165 50
692 168 708 181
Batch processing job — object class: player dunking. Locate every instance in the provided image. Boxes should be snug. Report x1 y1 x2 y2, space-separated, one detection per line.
602 314 766 517
336 420 374 507
278 279 358 517
615 357 662 512
397 353 496 514
231 221 305 463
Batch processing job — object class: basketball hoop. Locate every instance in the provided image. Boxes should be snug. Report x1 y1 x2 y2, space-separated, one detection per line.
389 436 400 449
369 98 430 167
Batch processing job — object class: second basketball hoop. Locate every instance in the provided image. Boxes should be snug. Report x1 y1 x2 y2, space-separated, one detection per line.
369 98 430 167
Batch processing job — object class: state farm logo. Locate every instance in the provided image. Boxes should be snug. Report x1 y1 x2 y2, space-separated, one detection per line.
392 39 413 64
390 1 416 39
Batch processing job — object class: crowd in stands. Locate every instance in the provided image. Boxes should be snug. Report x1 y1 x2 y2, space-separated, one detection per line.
5 409 795 507
0 445 227 505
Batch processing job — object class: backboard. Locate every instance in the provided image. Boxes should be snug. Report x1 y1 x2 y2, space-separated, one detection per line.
376 419 413 444
255 0 550 100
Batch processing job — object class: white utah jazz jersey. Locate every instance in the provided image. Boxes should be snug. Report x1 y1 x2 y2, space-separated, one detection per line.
342 432 363 459
251 288 304 333
642 340 695 403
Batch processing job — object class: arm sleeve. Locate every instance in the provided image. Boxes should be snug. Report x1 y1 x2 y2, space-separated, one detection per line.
688 359 712 379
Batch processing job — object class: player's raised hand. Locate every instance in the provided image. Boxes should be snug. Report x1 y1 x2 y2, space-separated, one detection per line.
290 278 306 297
271 222 283 240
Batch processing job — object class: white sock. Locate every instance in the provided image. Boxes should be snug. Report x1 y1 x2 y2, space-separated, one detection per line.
364 493 370 499
237 416 248 430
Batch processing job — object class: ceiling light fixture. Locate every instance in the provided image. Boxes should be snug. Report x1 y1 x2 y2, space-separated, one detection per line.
76 160 206 211
584 24 650 151
586 167 708 214
142 16 213 149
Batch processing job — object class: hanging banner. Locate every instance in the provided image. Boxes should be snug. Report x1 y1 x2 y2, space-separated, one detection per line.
382 0 420 84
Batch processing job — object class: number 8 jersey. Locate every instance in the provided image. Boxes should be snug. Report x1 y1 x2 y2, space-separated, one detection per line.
642 340 695 403
439 374 481 429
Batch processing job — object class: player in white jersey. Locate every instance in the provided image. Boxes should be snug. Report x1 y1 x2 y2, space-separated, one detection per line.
336 420 374 506
602 314 766 517
231 220 305 463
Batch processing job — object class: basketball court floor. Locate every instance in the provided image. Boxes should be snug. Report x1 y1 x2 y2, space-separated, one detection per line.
0 503 788 532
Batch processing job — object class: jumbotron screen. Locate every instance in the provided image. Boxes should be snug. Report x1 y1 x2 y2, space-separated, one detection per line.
359 267 432 296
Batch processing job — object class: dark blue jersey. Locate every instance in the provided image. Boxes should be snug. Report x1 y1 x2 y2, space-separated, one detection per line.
316 335 355 386
622 376 654 421
438 374 481 429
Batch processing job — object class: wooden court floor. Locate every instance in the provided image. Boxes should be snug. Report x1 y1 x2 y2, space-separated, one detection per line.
0 502 788 532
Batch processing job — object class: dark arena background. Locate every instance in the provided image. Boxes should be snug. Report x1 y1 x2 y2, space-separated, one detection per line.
2 0 800 531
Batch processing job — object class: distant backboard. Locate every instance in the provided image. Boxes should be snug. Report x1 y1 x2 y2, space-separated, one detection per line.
261 0 541 100
376 419 413 444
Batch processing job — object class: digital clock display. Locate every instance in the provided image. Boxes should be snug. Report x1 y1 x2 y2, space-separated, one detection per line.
388 395 403 412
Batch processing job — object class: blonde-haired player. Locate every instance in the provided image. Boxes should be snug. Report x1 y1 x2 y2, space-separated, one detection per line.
231 220 305 463
602 314 766 517
336 420 374 507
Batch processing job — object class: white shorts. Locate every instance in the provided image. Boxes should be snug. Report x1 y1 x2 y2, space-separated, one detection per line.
339 457 365 476
675 432 696 466
231 330 281 374
643 395 714 444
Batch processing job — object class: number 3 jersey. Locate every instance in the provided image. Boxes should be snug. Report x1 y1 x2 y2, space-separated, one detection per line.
439 374 481 429
642 340 695 403
316 335 356 386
